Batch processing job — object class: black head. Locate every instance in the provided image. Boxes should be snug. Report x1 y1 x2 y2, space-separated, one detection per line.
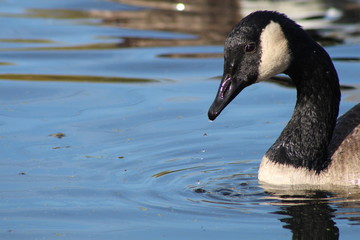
208 11 298 120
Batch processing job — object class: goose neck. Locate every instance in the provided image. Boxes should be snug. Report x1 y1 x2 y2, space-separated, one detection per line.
266 46 340 172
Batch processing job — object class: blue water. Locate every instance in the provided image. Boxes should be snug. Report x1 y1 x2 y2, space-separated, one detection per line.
0 0 360 239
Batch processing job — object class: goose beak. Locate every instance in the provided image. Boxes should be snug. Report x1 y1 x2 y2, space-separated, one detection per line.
208 74 249 121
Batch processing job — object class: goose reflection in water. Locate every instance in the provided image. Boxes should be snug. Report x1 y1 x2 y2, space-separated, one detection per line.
273 192 340 240
193 182 360 239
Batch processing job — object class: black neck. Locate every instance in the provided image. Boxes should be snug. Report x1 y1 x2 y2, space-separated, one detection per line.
265 42 340 173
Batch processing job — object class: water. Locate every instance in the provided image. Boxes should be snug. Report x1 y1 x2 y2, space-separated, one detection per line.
0 0 360 239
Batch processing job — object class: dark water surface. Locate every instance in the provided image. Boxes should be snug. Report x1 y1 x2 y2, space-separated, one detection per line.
1 0 360 239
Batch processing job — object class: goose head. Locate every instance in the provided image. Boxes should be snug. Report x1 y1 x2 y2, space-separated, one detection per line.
208 11 294 120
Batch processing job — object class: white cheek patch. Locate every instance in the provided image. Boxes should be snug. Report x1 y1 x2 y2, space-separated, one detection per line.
258 21 291 82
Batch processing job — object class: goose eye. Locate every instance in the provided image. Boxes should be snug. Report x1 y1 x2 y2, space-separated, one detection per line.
245 43 256 52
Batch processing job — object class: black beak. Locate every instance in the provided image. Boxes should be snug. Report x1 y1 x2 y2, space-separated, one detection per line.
208 74 249 121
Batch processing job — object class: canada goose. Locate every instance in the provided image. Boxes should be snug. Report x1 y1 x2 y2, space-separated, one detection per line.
208 11 360 186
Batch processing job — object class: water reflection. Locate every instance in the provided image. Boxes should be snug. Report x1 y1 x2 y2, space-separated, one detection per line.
192 171 360 239
0 73 157 83
2 0 359 51
97 0 360 48
274 192 340 240
265 187 360 239
92 0 240 47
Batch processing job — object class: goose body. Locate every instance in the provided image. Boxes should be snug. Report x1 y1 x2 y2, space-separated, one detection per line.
208 11 360 187
259 103 360 186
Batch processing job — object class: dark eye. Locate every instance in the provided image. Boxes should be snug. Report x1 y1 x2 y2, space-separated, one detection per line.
245 43 256 52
